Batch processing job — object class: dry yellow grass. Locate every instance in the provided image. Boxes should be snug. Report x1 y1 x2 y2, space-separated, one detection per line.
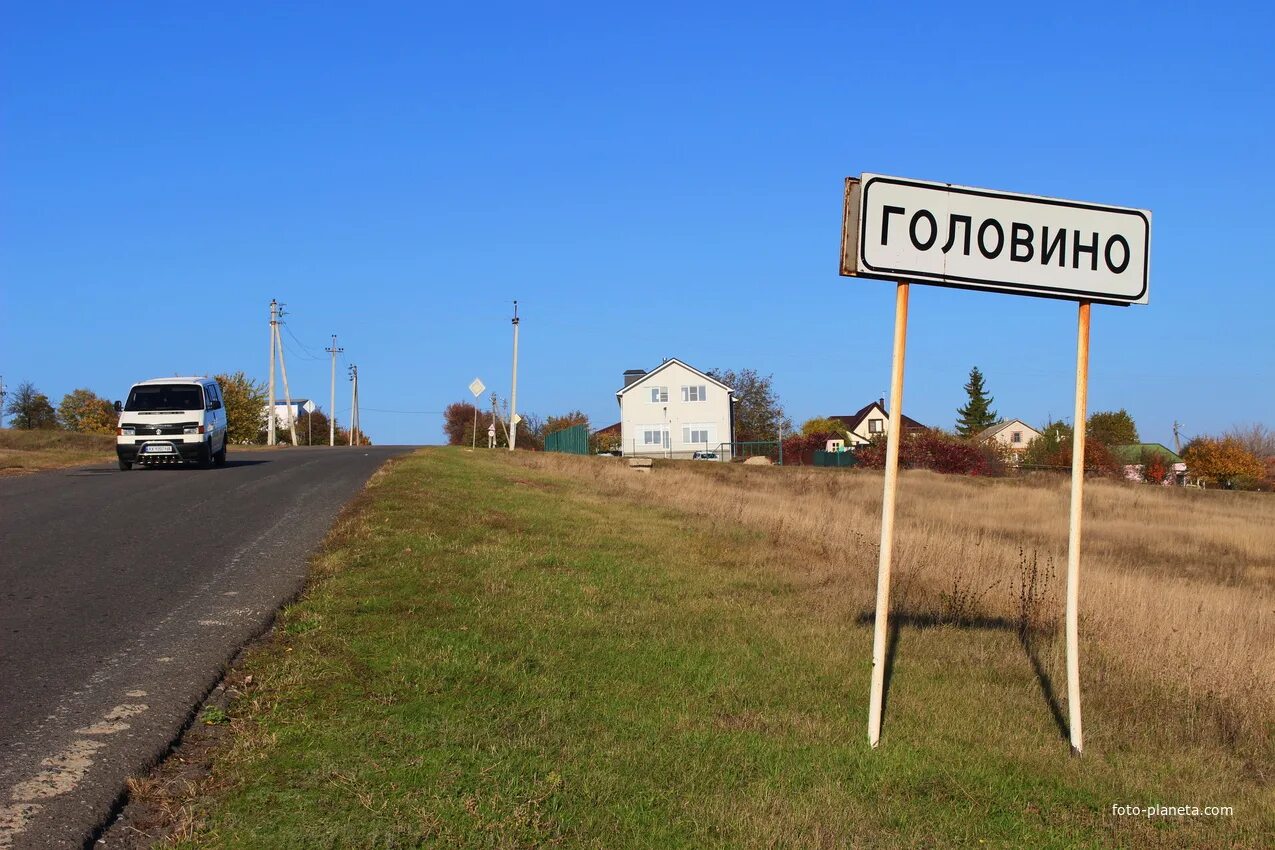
512 454 1275 763
0 428 115 472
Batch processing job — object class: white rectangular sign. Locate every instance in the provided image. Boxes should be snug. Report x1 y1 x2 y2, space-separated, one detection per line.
842 174 1150 304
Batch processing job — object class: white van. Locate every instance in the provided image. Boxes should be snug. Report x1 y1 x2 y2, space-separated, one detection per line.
114 377 229 470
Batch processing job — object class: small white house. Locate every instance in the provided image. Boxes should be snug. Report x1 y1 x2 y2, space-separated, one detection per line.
617 359 735 459
263 398 316 429
977 419 1043 458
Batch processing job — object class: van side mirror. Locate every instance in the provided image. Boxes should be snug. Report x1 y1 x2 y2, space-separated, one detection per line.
114 401 123 412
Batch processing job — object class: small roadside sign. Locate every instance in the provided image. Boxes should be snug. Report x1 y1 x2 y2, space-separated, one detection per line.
511 414 522 426
469 378 485 398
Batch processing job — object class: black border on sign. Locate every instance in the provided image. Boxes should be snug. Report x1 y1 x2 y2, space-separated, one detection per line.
856 176 1150 305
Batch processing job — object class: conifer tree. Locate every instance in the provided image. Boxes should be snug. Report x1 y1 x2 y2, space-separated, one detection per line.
955 367 999 438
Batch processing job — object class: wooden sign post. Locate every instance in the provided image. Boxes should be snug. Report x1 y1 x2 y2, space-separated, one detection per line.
841 174 1151 755
867 282 909 748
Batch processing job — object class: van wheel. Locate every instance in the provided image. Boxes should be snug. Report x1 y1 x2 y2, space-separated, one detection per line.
118 459 132 471
214 440 227 467
198 443 214 469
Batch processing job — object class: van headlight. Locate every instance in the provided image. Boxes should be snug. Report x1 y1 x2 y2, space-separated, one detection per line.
183 425 205 435
119 427 135 436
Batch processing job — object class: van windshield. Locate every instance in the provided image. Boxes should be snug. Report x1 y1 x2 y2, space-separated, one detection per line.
125 384 205 412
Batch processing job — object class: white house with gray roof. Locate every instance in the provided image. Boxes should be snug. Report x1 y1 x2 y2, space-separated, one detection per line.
616 359 736 459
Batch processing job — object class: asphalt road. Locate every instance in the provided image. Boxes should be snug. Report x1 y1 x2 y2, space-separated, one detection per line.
0 445 413 849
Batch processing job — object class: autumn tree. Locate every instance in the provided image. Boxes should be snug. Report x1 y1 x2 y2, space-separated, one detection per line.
707 368 791 443
444 401 500 446
1141 449 1169 484
1021 419 1073 468
1222 422 1275 458
591 428 621 454
214 372 269 444
57 388 116 434
543 410 590 437
5 381 58 430
1087 409 1139 446
1183 437 1265 489
954 367 999 438
801 417 849 437
290 408 350 445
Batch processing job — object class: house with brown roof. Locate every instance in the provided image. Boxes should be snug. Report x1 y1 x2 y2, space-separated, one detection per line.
829 399 927 447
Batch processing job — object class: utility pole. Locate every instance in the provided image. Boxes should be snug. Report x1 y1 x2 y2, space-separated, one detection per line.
509 300 520 451
1172 420 1183 454
325 334 344 446
491 391 509 447
268 300 278 445
274 303 298 446
348 365 359 446
0 375 6 428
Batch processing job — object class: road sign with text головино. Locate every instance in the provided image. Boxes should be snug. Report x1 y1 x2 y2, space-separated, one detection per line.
842 173 1150 305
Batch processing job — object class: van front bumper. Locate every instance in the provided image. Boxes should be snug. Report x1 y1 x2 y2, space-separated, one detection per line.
117 439 208 465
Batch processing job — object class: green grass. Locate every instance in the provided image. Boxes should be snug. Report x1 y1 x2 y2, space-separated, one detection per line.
179 449 1269 848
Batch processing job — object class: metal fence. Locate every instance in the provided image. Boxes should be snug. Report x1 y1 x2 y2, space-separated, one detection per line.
545 423 589 455
813 450 857 468
716 441 783 464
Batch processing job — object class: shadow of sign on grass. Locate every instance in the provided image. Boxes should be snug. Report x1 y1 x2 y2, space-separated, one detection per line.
855 609 1069 743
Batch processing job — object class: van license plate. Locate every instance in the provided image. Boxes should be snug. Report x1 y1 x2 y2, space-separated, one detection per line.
144 445 174 453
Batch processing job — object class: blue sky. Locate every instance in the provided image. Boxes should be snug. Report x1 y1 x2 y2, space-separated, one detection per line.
3 2 1272 446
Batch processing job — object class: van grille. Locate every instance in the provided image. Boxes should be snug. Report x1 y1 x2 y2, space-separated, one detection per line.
127 423 198 436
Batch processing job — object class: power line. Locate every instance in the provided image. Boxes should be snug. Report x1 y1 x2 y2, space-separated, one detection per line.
360 407 445 415
283 323 324 360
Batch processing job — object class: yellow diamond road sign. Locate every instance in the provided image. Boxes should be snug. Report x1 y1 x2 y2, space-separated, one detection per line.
469 378 485 397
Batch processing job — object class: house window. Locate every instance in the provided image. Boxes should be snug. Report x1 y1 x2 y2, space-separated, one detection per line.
642 429 666 446
1011 431 1023 444
682 426 711 444
649 387 668 403
868 418 884 433
682 385 707 402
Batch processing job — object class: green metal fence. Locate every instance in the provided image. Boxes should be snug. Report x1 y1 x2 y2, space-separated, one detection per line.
813 450 857 468
545 423 589 455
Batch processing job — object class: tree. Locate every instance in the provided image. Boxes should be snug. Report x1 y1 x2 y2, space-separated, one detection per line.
1141 449 1169 484
1183 437 1265 489
57 388 116 434
4 381 58 430
801 417 849 437
291 408 349 445
444 401 482 445
592 428 621 454
954 367 999 438
1087 409 1139 446
707 368 791 444
856 429 1003 476
214 372 268 444
1021 419 1072 468
443 400 533 448
1024 436 1123 477
1222 423 1275 459
543 410 590 437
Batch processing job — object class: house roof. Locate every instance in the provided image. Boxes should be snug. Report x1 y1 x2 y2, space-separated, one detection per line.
829 401 926 434
593 421 621 436
976 419 1042 442
615 358 733 398
1111 443 1184 465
